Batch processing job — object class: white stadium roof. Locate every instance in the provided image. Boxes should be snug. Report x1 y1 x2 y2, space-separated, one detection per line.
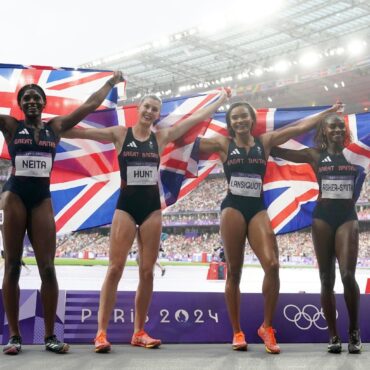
80 0 370 113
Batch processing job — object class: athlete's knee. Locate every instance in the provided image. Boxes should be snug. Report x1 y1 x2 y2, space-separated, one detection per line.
264 258 279 276
107 263 124 281
139 265 154 282
340 270 357 288
4 260 22 280
319 271 335 291
38 263 57 283
226 266 242 285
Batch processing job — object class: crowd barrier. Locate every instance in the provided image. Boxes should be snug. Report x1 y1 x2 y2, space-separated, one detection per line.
1 290 369 344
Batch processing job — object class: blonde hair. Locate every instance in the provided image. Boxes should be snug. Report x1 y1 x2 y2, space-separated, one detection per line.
139 94 162 106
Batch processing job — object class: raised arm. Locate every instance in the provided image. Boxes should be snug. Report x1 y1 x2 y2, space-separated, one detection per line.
61 125 126 152
271 146 320 170
51 71 124 133
261 103 343 155
156 88 230 151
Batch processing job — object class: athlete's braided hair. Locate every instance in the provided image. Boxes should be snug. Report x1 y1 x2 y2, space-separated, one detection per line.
17 84 47 106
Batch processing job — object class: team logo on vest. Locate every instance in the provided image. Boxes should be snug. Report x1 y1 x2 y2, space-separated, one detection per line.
127 141 138 148
322 156 332 162
230 148 240 156
149 141 154 149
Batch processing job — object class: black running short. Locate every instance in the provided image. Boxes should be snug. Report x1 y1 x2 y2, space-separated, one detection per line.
116 186 161 226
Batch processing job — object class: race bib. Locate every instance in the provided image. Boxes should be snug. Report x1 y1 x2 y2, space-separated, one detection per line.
321 176 354 199
127 165 158 185
15 153 52 177
229 173 262 197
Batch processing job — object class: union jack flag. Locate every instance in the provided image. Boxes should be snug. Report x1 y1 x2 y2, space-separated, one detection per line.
51 91 224 234
0 65 223 234
65 104 369 235
1 64 369 235
194 107 370 234
0 64 124 234
0 63 124 157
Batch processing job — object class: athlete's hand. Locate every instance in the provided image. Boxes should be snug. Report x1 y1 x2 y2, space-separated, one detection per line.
109 71 125 86
329 101 344 113
219 87 232 102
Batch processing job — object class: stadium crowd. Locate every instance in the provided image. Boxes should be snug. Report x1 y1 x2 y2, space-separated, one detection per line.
167 178 227 212
54 229 370 266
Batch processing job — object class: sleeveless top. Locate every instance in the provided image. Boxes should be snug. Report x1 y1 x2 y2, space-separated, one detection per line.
223 138 266 197
8 120 57 180
317 150 358 202
117 127 160 188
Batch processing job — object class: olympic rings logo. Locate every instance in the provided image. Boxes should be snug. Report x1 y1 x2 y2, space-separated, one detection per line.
283 304 338 330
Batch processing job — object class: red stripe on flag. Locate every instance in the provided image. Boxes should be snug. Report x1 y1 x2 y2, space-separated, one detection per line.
343 114 349 128
51 168 90 182
170 93 218 127
270 188 318 230
161 122 211 159
89 152 117 174
29 65 58 70
173 120 210 146
177 166 215 199
17 69 43 87
342 115 352 147
347 142 370 159
44 95 111 117
253 109 268 136
161 158 188 171
264 162 316 183
51 151 118 182
55 181 108 232
207 122 228 136
0 144 10 159
6 69 44 118
161 122 210 158
0 91 18 111
0 90 109 120
49 72 111 90
121 105 138 127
